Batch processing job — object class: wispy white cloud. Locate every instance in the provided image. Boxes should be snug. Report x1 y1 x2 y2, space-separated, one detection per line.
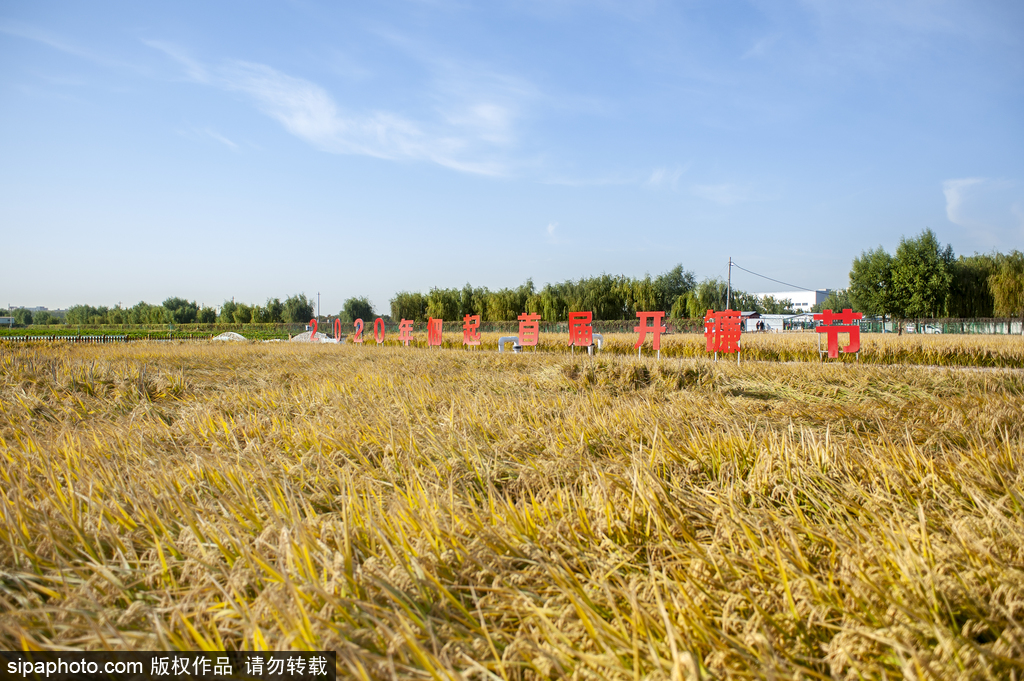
942 177 984 225
690 183 761 205
371 29 539 149
788 0 1019 77
543 220 572 245
220 63 343 144
0 20 145 73
440 101 516 146
798 0 961 35
508 0 661 23
148 41 528 176
741 34 780 60
543 165 689 189
646 165 686 190
203 128 238 150
227 61 507 174
143 40 209 82
176 127 240 150
543 173 639 187
942 177 1024 246
325 49 375 82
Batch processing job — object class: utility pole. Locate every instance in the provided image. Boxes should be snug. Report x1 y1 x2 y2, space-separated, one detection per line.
317 292 320 320
726 257 732 310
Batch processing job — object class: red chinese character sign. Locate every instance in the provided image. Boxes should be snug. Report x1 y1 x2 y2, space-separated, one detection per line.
704 310 742 356
398 319 414 346
814 308 863 358
568 312 593 348
427 318 443 347
463 314 481 346
634 311 666 357
518 313 541 347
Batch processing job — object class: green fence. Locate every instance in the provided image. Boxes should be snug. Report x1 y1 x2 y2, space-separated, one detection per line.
857 318 1023 335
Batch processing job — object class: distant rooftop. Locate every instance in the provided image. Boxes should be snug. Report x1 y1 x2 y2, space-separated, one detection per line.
756 290 832 313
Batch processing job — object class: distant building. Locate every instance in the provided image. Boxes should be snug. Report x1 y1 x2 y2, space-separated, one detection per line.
740 311 760 332
758 290 831 313
753 313 818 332
755 314 788 332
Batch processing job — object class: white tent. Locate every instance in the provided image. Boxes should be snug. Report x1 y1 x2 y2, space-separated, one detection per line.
211 332 247 342
289 331 338 343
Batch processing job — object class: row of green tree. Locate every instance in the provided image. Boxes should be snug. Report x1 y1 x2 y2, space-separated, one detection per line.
386 265 798 323
386 232 1024 324
216 295 314 324
3 276 790 328
5 295 317 327
1 308 52 326
0 268 812 329
838 230 1024 322
9 230 1022 328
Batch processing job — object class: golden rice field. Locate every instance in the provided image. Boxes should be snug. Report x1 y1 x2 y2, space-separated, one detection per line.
1 337 1023 679
418 330 1024 368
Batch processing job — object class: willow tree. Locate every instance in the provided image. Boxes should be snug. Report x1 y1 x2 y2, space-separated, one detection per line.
989 250 1024 334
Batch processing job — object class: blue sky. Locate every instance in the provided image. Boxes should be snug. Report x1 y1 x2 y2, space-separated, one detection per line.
2 1 1022 315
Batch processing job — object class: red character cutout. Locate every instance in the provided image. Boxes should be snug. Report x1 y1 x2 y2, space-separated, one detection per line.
462 314 481 346
427 317 443 346
813 308 863 358
568 311 593 347
398 319 414 346
704 310 742 353
353 318 364 343
634 311 666 351
518 313 541 347
374 317 386 344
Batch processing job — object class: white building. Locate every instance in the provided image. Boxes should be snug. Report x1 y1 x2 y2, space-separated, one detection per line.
758 290 831 313
754 313 818 332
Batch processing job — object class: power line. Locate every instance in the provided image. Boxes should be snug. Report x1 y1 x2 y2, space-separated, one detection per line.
731 262 816 292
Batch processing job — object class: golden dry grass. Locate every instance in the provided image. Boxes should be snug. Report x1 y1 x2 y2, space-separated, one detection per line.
431 331 1024 367
1 340 1023 679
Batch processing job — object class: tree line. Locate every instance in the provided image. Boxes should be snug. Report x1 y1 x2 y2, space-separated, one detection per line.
3 295 316 327
4 270 790 329
387 265 798 323
840 229 1024 323
6 229 1022 328
386 231 1023 325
